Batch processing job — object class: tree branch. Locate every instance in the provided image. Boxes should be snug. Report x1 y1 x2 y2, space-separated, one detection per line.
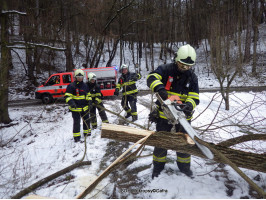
218 134 266 147
195 137 266 199
11 161 91 199
7 42 66 51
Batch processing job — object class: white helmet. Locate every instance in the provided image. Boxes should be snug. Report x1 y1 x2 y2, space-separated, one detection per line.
121 64 128 70
74 69 85 77
175 44 196 66
88 72 97 82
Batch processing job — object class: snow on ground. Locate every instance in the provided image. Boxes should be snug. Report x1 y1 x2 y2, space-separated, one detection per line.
1 92 265 199
2 22 265 199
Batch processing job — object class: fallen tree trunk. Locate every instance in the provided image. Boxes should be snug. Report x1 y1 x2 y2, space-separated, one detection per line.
101 123 266 173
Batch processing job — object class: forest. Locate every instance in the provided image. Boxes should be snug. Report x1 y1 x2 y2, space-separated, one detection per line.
0 0 265 198
0 0 266 123
0 0 265 124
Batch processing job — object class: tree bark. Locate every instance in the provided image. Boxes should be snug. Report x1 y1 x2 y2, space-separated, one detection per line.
244 0 252 62
0 0 12 124
101 123 266 173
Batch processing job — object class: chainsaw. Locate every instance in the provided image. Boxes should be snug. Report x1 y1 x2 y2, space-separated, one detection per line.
156 93 214 159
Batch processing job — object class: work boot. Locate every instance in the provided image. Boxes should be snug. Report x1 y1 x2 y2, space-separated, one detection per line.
180 168 193 177
132 115 138 122
74 136 81 143
92 125 97 129
177 155 192 177
152 169 162 179
125 113 131 118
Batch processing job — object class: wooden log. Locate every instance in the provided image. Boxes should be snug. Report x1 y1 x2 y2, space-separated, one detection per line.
101 123 266 173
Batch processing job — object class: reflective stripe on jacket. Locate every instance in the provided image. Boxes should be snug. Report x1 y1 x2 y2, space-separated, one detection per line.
87 82 103 104
116 72 141 96
65 81 91 112
147 63 199 110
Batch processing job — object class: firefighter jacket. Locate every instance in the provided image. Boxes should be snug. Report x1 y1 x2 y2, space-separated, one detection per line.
147 63 199 119
87 82 102 104
116 72 141 96
65 81 92 112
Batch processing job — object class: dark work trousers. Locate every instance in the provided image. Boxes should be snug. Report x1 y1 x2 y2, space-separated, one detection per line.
90 102 108 127
153 118 191 173
121 94 137 116
71 110 91 140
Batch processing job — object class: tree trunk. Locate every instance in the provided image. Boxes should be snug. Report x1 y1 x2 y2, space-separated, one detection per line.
64 2 74 72
26 47 36 85
150 43 154 71
244 0 252 62
0 1 12 124
101 124 266 173
252 0 261 76
65 29 74 72
224 88 230 110
106 39 119 67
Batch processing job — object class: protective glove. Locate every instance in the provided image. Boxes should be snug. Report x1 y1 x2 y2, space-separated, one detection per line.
68 100 77 109
168 95 182 104
148 108 159 123
158 88 168 100
114 88 119 96
130 78 137 82
131 74 138 81
182 102 193 118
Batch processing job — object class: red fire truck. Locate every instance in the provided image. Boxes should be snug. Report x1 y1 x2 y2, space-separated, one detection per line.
35 66 118 104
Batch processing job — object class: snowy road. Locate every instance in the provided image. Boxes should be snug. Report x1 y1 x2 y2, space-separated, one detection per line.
8 85 266 107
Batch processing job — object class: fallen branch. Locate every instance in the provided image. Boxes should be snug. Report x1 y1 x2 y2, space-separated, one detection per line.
101 123 266 173
75 131 154 199
11 161 91 199
95 104 146 130
217 134 266 147
195 137 266 199
0 122 19 129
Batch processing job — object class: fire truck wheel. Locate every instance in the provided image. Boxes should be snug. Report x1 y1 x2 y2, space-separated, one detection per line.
42 94 53 104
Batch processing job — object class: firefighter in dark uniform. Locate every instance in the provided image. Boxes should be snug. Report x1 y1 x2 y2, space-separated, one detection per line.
114 64 141 122
147 44 199 178
87 72 109 129
65 69 92 142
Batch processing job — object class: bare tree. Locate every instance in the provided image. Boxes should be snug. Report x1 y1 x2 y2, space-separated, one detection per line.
244 0 252 62
0 1 27 123
208 1 241 110
0 1 12 124
251 0 264 76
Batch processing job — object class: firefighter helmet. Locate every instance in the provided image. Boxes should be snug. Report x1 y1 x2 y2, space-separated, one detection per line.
121 64 128 70
74 69 85 77
175 44 196 66
88 72 97 82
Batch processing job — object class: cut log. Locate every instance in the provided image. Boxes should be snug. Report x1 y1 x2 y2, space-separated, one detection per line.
101 123 266 173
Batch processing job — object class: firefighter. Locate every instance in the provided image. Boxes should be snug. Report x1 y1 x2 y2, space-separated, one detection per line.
147 44 199 178
65 69 92 142
114 64 141 122
87 72 109 129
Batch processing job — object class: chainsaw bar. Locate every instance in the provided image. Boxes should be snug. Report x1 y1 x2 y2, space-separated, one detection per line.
157 94 214 159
